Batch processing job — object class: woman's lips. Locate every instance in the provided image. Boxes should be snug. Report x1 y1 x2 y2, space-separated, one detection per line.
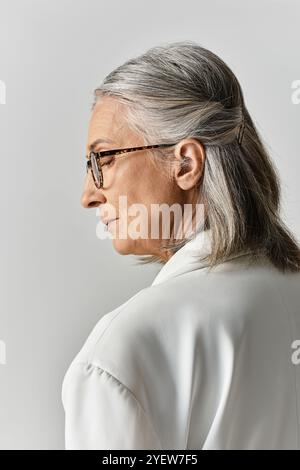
101 217 118 225
107 218 119 227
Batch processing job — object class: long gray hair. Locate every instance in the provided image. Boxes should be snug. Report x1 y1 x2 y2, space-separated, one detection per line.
92 40 300 273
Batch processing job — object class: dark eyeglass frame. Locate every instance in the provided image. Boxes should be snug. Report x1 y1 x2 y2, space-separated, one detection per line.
86 143 177 188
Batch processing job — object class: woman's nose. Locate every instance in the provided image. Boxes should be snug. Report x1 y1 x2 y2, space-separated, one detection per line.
80 174 106 208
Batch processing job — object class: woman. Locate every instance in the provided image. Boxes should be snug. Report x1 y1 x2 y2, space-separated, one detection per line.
61 41 300 450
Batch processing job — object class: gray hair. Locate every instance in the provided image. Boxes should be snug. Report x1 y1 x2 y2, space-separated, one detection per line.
92 40 300 273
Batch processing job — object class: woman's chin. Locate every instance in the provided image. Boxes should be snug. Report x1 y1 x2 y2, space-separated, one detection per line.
112 237 140 255
111 237 152 256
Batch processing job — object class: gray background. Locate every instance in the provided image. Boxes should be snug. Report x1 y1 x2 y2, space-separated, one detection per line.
0 0 299 449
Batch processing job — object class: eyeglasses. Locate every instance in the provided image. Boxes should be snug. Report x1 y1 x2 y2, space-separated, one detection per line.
86 143 177 189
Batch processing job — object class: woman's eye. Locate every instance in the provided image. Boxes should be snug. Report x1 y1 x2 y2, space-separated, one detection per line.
101 157 115 167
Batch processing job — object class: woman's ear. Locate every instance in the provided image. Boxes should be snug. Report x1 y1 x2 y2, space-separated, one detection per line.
173 138 206 190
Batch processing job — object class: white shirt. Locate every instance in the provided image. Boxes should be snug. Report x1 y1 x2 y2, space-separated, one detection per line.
61 228 300 449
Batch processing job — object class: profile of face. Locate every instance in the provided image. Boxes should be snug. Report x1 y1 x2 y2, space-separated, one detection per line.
81 96 205 261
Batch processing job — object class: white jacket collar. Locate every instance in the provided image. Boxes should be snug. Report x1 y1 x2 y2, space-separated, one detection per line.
151 228 257 286
151 229 213 286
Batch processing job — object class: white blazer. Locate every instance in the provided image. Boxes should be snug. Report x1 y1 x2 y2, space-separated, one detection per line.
62 228 300 449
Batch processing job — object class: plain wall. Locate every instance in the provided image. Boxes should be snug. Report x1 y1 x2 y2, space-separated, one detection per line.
0 0 299 449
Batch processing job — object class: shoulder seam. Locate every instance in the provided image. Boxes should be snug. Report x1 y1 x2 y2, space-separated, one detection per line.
87 287 149 364
70 360 163 449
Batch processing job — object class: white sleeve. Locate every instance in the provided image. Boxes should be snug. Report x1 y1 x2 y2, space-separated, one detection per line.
63 362 162 450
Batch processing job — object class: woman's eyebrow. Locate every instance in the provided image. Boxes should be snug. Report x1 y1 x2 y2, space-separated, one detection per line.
87 138 115 153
